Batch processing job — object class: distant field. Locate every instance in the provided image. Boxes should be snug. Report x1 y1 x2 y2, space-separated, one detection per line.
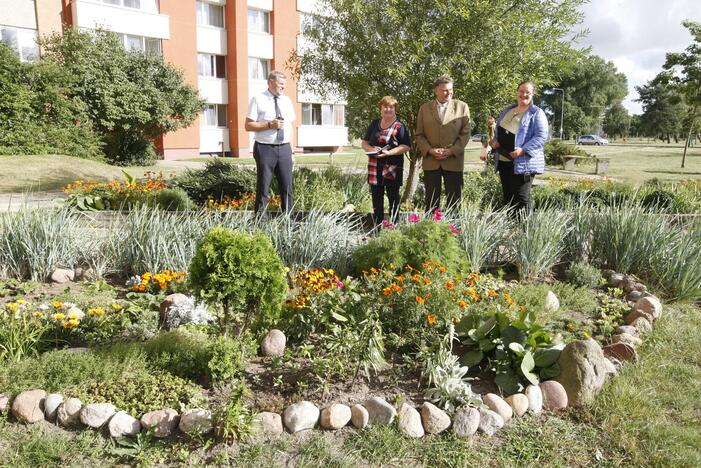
2 140 699 193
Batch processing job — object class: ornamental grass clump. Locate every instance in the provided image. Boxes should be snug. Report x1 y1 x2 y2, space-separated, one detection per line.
454 207 513 271
188 227 287 335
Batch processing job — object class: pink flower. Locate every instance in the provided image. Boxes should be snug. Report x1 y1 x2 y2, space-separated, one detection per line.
382 220 395 229
335 280 344 288
449 224 460 235
433 209 443 221
408 213 420 223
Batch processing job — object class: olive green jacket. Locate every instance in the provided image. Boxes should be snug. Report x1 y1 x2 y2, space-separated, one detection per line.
415 99 471 172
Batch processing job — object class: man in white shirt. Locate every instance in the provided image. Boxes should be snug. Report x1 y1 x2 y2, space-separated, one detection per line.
245 70 296 214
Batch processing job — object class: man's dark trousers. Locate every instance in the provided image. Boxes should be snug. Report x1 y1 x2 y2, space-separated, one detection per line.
253 141 293 214
424 168 463 213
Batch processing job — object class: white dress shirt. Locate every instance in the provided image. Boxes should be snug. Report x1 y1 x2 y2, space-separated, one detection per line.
246 89 296 144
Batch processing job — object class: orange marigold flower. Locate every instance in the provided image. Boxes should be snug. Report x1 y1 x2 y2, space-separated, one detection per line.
423 278 432 285
426 314 437 325
488 289 497 297
416 295 425 305
458 300 467 308
382 286 393 296
445 281 454 290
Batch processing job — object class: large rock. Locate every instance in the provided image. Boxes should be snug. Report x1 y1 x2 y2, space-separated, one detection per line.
608 273 624 288
625 290 643 302
44 393 64 421
179 408 213 435
631 317 652 334
612 333 643 347
255 411 283 436
614 325 638 337
80 403 116 428
11 389 46 424
57 398 83 428
634 296 662 320
420 402 451 434
478 408 504 436
452 406 480 437
540 381 568 411
350 404 369 429
504 393 529 417
555 339 615 406
0 394 9 414
283 401 319 433
525 385 543 414
109 411 141 438
544 291 560 312
50 268 75 283
159 293 190 327
603 342 638 362
398 403 424 438
619 276 637 293
261 329 287 357
140 409 180 438
363 397 396 426
320 403 351 430
624 309 655 325
483 393 512 422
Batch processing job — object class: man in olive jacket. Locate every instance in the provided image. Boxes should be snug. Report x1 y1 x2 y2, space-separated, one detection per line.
416 75 471 212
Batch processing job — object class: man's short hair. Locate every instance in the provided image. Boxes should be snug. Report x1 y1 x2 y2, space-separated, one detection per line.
434 75 453 88
268 70 286 82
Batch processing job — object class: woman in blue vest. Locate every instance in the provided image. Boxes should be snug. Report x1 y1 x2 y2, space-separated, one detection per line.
489 80 548 215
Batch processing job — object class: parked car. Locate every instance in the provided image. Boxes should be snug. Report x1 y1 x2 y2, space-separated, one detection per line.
471 133 484 142
577 134 609 145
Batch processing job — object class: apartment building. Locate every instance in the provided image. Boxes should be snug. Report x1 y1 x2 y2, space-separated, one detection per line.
0 0 348 159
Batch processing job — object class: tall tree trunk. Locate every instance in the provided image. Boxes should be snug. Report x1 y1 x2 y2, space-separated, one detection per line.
401 151 421 205
682 107 698 169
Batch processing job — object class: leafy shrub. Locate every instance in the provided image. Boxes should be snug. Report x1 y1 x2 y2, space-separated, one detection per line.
566 261 602 288
544 140 589 166
155 188 192 211
144 328 212 382
208 335 253 382
461 170 502 209
291 168 347 211
639 189 675 211
173 159 257 204
212 381 255 442
353 219 469 276
73 370 206 417
188 227 287 334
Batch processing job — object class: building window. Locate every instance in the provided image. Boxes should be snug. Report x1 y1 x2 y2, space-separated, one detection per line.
248 57 270 81
196 1 224 28
302 103 345 126
102 0 159 12
0 26 38 62
202 104 228 127
198 54 226 78
117 33 161 54
248 9 269 33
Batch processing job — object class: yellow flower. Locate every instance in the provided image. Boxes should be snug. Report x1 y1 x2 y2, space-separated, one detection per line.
33 311 43 318
458 300 467 308
53 313 66 321
51 301 64 309
111 303 122 311
16 299 27 305
63 319 80 328
88 308 105 317
5 303 19 313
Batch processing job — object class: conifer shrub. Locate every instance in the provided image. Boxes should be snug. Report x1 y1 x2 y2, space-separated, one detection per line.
188 227 287 334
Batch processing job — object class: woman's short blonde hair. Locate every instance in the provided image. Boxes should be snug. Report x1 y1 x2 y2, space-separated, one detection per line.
378 95 398 112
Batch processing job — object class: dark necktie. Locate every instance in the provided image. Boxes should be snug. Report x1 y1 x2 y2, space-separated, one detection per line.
274 96 284 143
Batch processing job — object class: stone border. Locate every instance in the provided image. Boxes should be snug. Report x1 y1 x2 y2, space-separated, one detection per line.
0 270 663 442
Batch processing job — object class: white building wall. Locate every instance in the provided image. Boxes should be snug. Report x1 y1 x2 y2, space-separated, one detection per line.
196 26 227 55
0 0 37 29
248 0 273 10
298 126 348 147
200 128 229 153
72 0 170 39
247 31 273 59
296 0 321 14
198 78 228 105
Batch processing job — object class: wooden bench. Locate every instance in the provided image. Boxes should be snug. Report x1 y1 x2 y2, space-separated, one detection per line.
561 155 611 175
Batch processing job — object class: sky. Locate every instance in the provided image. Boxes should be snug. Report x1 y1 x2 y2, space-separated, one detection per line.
575 0 701 115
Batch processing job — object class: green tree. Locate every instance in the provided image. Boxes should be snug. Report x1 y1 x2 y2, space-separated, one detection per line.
0 43 102 158
541 54 628 139
41 27 205 166
603 103 631 140
663 20 701 167
636 72 686 143
293 0 585 202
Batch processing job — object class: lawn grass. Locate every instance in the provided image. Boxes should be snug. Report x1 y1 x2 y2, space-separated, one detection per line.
2 303 698 466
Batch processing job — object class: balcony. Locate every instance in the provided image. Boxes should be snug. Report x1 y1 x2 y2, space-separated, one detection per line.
72 0 170 39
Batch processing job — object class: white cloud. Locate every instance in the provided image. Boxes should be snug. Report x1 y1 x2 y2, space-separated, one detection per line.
576 0 700 114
